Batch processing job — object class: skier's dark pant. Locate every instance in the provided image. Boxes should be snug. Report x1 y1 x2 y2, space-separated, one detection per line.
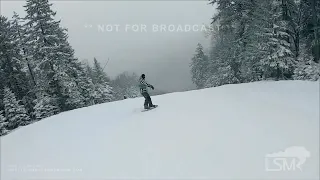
141 92 153 108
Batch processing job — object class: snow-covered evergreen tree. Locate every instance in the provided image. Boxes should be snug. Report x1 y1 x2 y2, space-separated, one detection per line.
190 43 209 89
92 58 111 83
74 64 97 106
257 0 296 80
1 15 34 116
33 92 59 121
94 83 113 103
10 12 37 114
206 0 255 86
3 87 31 129
0 16 28 98
23 0 85 111
293 59 320 81
0 111 9 136
86 63 95 81
205 33 242 87
92 58 114 103
293 45 320 80
206 0 306 84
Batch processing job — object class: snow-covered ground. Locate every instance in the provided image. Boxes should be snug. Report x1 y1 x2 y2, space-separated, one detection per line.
1 80 319 180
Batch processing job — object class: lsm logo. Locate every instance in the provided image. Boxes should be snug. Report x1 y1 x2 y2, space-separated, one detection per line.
265 146 311 172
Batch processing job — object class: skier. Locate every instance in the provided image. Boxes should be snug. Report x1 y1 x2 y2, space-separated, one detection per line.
139 74 157 109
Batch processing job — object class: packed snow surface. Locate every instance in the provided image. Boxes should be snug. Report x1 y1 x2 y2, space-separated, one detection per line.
1 81 319 179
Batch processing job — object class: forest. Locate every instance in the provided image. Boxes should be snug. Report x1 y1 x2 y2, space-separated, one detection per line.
190 0 319 89
0 0 142 136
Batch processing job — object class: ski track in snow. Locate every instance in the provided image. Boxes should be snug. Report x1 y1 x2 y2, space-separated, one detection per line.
1 80 319 180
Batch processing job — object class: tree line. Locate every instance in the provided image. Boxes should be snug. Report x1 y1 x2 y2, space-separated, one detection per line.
0 0 140 136
191 0 320 89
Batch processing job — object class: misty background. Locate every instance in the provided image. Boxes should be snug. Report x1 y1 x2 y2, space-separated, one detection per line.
1 1 215 93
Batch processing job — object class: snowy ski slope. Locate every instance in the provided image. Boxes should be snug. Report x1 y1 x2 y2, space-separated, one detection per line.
1 80 319 180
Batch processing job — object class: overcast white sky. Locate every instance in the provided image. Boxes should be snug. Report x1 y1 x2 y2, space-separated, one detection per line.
1 1 215 92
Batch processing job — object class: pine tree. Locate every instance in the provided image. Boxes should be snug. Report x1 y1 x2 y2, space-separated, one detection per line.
257 0 296 80
86 63 95 81
3 87 31 129
94 83 113 103
205 33 242 87
0 71 5 111
190 43 209 89
74 64 97 106
207 0 252 86
23 0 64 109
10 12 37 114
54 25 89 109
0 16 25 98
23 0 85 111
33 92 59 121
0 15 33 116
293 44 320 80
207 0 300 84
92 58 114 103
92 58 110 84
309 0 320 62
290 0 320 80
0 111 9 136
11 11 36 84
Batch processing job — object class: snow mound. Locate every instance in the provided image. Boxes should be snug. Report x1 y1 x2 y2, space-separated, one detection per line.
1 80 319 179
